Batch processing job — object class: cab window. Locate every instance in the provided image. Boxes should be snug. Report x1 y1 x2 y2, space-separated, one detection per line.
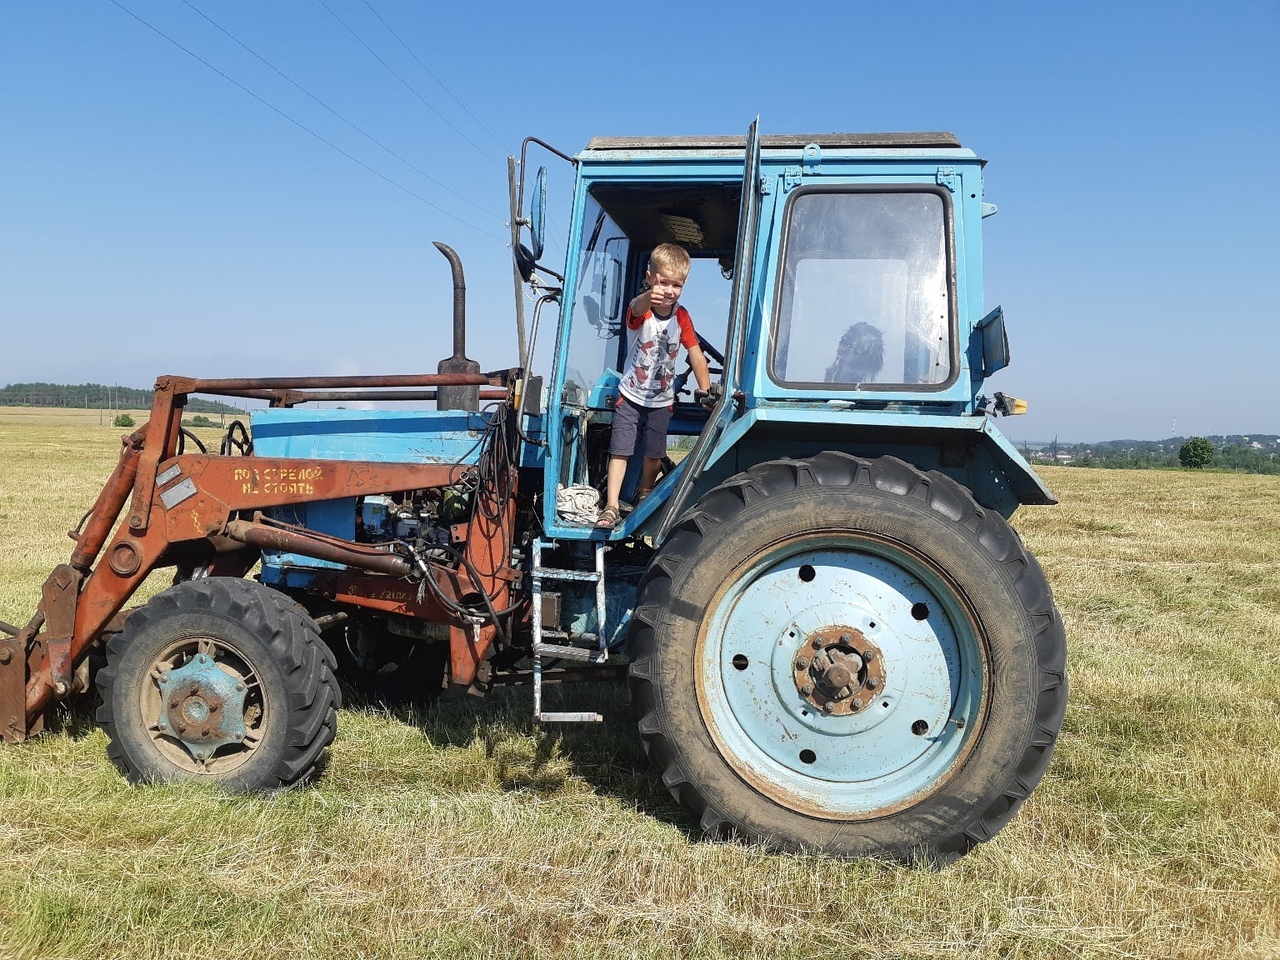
564 195 629 397
771 190 953 389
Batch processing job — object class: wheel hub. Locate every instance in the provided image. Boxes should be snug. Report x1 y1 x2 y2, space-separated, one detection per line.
792 626 885 716
157 653 249 761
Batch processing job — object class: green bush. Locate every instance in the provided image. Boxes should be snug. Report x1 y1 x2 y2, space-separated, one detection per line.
112 413 135 428
1179 436 1214 469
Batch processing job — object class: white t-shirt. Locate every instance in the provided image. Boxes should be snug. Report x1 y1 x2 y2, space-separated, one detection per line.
617 303 698 408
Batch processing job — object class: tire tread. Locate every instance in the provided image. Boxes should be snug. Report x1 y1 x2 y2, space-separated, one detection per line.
97 577 339 791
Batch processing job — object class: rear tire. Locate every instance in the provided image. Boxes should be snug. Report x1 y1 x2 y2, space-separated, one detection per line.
627 453 1066 862
97 578 340 791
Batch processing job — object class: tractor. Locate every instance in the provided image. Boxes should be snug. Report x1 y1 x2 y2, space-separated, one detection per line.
0 121 1066 862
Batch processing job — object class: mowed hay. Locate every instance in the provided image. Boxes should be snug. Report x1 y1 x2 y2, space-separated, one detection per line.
1 408 1278 959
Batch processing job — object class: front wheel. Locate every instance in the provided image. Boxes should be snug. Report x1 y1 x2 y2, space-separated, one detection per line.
97 578 340 791
627 453 1067 862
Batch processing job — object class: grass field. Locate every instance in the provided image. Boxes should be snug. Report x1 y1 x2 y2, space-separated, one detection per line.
1 406 1278 959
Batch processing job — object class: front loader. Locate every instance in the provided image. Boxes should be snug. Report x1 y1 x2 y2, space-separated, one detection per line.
0 122 1067 862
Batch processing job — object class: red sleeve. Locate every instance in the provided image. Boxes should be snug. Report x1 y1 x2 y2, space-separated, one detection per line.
676 306 699 349
626 298 646 331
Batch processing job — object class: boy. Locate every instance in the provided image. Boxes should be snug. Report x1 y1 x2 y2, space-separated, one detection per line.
597 243 711 528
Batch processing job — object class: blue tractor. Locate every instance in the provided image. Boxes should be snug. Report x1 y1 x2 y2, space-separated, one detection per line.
1 123 1066 862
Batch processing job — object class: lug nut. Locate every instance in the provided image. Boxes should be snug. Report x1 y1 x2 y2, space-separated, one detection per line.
867 678 880 690
811 637 823 650
201 727 211 737
823 701 836 713
852 698 863 710
863 650 875 662
801 682 814 696
795 657 809 670
169 698 178 708
0 650 12 665
839 634 852 644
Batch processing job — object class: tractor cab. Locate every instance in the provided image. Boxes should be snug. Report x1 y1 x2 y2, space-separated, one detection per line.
512 124 1052 544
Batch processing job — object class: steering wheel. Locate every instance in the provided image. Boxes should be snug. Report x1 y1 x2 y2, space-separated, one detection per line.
674 333 726 402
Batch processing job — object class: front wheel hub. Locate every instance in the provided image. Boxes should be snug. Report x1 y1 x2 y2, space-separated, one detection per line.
158 653 249 760
793 626 885 715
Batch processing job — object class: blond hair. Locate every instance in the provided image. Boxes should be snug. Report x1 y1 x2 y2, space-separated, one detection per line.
648 243 691 280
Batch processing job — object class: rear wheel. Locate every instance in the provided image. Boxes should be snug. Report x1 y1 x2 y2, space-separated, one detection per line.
97 578 339 791
628 453 1067 862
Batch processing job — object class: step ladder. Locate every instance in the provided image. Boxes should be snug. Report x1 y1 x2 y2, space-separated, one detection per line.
530 538 606 722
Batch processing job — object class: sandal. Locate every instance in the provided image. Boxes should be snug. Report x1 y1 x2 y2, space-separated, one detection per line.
595 505 620 528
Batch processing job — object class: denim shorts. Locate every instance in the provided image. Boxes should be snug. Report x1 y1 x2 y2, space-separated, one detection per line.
609 395 672 459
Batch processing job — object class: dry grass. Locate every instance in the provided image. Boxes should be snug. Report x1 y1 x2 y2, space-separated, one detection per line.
2 408 1279 959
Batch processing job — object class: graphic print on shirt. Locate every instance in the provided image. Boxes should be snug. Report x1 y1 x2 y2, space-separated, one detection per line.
631 330 677 392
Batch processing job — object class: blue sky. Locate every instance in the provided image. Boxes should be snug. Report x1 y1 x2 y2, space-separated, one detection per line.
2 0 1276 442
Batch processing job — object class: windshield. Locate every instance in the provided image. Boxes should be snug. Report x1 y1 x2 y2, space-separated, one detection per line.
771 190 952 389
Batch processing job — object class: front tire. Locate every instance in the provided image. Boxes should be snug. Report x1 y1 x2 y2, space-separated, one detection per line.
97 578 340 791
628 453 1066 861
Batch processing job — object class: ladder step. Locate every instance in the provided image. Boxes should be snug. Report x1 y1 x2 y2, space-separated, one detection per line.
533 567 600 583
539 629 600 642
538 711 604 723
533 642 606 663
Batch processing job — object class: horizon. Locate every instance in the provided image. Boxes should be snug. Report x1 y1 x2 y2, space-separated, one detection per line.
2 2 1276 442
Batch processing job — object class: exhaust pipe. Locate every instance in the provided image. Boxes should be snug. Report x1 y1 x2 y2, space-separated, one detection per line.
433 241 481 412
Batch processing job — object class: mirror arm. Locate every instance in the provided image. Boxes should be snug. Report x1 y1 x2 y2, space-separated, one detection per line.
517 136 576 219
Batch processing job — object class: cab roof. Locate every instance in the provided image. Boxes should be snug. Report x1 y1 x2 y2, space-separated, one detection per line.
583 132 962 151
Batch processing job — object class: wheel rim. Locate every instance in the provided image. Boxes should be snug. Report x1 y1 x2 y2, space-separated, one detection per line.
695 532 989 819
136 635 268 774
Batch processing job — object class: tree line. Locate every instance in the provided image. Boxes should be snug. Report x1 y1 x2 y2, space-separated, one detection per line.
0 382 244 416
1029 435 1280 475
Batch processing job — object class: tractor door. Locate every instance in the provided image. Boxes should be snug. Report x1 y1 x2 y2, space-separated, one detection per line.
654 119 762 542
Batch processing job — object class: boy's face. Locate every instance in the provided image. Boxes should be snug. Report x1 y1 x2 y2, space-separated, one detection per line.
646 268 686 312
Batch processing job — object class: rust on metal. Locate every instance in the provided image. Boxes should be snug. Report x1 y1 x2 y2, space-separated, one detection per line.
40 565 83 689
235 388 508 407
107 541 143 577
791 626 886 717
126 384 181 536
70 429 145 570
224 520 414 578
160 372 504 395
6 369 528 731
0 633 25 742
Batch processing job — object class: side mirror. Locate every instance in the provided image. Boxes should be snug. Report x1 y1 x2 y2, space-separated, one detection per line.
515 244 537 283
528 166 547 261
601 257 623 321
976 306 1010 377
